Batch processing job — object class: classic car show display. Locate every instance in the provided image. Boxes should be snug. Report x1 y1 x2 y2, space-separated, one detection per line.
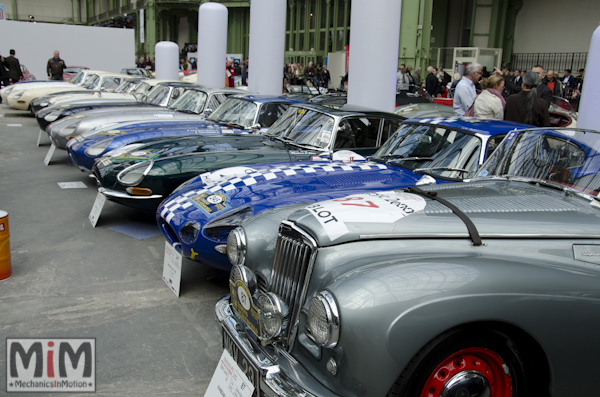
30 77 147 114
156 117 526 271
89 101 406 213
36 80 195 130
213 127 600 396
70 94 303 172
45 81 223 149
6 71 133 110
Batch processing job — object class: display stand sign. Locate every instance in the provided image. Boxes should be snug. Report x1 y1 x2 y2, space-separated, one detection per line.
162 241 182 297
88 193 106 227
44 144 56 165
58 182 87 189
205 349 255 397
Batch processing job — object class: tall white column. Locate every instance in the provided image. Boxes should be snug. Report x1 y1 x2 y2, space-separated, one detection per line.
248 0 286 95
346 0 402 113
197 2 228 88
577 24 600 130
154 41 180 81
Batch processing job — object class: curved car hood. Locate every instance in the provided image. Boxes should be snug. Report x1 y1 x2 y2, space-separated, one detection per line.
283 180 600 246
158 160 424 229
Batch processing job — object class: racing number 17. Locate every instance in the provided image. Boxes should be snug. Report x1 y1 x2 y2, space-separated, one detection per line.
333 197 379 208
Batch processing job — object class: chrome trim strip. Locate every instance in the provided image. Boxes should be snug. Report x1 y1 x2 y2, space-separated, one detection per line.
98 187 162 200
359 233 600 239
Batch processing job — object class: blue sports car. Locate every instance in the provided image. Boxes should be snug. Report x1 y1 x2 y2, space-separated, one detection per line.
157 117 533 271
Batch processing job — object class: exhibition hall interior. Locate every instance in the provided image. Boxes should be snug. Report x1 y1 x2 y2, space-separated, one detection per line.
1 0 600 396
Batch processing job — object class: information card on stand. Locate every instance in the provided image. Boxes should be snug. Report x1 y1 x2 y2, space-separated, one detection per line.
162 241 182 297
205 349 255 397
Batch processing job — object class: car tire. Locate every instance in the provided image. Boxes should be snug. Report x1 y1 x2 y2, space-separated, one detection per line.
387 326 544 397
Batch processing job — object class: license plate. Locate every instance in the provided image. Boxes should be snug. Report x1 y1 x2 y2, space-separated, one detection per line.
223 328 261 396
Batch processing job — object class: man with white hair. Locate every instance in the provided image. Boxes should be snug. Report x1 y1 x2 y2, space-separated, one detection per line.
425 66 439 96
453 62 482 116
413 66 422 87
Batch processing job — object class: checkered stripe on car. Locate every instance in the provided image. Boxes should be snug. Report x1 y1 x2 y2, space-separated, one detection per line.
159 161 388 224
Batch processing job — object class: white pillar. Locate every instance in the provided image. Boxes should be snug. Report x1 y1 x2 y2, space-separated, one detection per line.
154 41 180 81
346 0 401 113
197 2 228 88
577 24 600 130
248 0 286 95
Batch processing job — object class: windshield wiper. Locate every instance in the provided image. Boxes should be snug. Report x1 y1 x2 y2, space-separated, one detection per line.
414 166 470 175
219 122 247 129
176 109 197 114
388 156 434 163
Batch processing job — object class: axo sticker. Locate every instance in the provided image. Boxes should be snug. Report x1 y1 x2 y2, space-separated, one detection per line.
189 192 231 216
305 191 426 241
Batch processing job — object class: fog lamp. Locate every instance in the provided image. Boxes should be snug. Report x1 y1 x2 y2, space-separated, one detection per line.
226 227 246 266
256 292 288 340
307 291 340 348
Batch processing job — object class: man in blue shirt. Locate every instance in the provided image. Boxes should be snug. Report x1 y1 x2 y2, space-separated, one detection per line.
453 63 482 116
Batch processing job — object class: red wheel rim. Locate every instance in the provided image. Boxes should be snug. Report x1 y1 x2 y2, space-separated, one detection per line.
420 347 513 397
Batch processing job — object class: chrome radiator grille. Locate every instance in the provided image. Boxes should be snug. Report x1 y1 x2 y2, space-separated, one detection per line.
270 221 317 348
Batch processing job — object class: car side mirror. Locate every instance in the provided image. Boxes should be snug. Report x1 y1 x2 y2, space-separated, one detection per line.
204 108 213 116
250 124 262 131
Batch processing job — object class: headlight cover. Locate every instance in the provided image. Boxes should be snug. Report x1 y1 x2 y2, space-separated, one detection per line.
180 221 201 244
117 161 154 186
58 124 77 137
307 291 340 348
45 111 62 122
226 227 246 266
85 138 114 157
12 92 23 99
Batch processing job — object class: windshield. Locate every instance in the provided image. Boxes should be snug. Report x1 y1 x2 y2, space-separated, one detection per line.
71 71 84 85
396 85 434 105
267 107 334 148
373 123 483 180
82 75 100 89
145 85 170 105
207 98 257 127
170 90 208 114
476 129 600 195
114 80 136 93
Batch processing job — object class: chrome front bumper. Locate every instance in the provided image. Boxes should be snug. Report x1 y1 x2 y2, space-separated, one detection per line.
98 187 163 200
215 296 337 397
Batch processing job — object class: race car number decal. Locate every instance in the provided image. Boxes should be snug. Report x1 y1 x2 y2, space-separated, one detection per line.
304 191 426 241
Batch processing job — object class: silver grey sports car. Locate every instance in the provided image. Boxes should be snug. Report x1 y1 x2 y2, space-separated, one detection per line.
213 127 600 396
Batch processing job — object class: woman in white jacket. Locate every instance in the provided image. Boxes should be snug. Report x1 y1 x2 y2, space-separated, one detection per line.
473 74 506 120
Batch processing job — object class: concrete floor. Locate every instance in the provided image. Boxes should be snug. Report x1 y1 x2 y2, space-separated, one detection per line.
0 104 229 396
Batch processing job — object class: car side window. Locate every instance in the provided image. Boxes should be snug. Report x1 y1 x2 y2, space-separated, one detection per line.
381 119 403 146
334 117 381 149
257 103 290 128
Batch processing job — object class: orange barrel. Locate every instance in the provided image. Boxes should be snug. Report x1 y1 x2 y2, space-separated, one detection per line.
0 210 11 280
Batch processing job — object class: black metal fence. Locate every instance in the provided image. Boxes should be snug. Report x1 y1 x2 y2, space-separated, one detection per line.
510 53 588 73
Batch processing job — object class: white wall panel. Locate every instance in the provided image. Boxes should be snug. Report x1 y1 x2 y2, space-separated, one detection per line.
0 20 135 81
514 0 600 53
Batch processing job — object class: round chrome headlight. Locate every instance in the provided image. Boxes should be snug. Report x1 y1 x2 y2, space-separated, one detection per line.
116 161 154 186
85 138 114 157
226 227 246 266
256 292 288 340
307 291 340 348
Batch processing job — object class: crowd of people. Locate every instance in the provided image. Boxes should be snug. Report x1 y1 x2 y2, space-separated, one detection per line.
283 61 331 91
404 62 585 127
